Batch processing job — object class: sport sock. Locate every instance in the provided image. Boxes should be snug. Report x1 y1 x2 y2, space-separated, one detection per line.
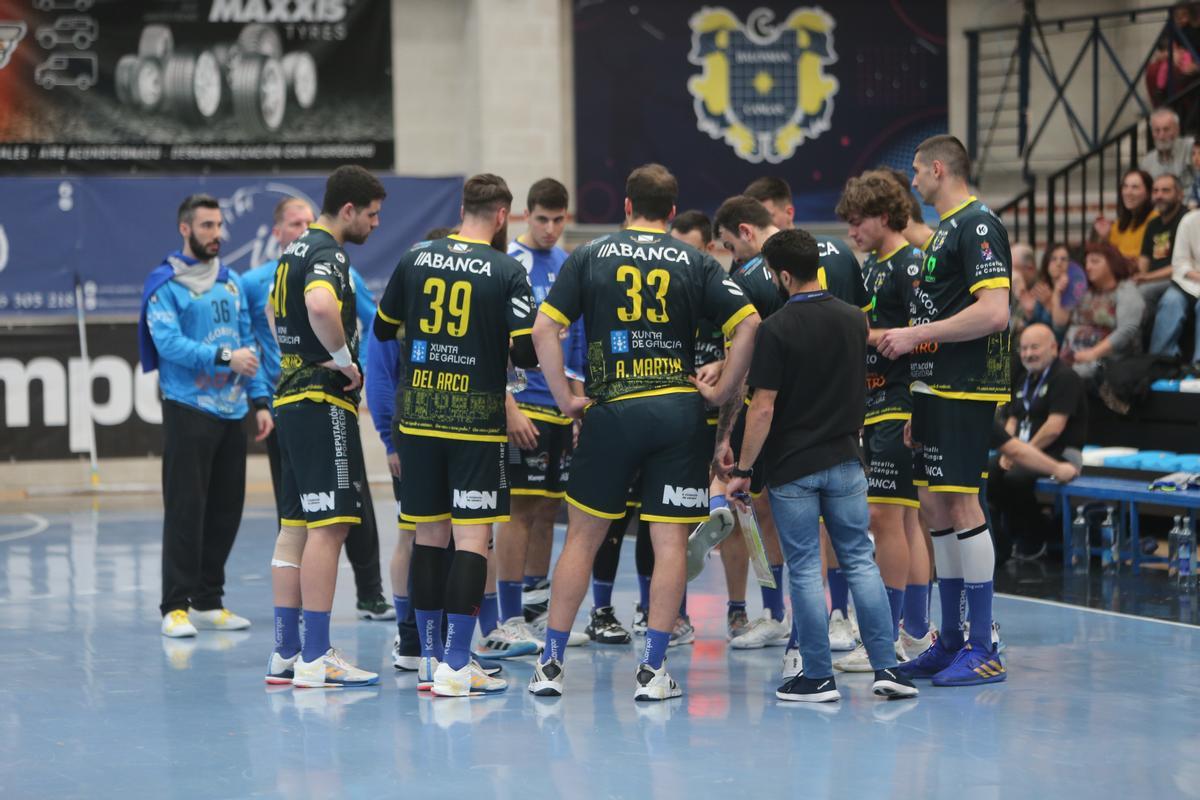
959 524 996 650
592 579 615 609
931 528 964 650
762 564 785 621
885 586 905 642
827 568 849 616
903 583 930 638
415 609 444 659
642 628 671 669
498 580 524 621
637 574 652 608
444 613 476 670
478 592 499 637
541 627 570 664
300 610 331 663
392 595 411 635
274 606 301 658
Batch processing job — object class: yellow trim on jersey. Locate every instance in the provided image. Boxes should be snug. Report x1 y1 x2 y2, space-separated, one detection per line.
511 489 568 498
867 497 921 508
566 495 626 520
304 280 342 309
640 512 709 524
721 303 758 339
969 277 1010 294
878 243 908 262
910 384 1010 403
921 232 935 251
401 512 452 523
280 518 307 527
517 405 573 425
627 225 667 233
626 500 643 508
307 515 361 528
861 298 876 313
706 417 719 426
610 386 698 403
376 307 402 326
398 425 507 443
451 515 511 525
864 412 913 425
913 479 930 487
940 195 977 221
510 327 533 338
928 485 981 495
274 392 359 415
397 522 417 532
309 224 335 236
449 233 490 245
539 302 572 327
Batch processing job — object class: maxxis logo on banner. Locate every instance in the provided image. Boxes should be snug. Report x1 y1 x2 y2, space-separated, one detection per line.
687 6 838 164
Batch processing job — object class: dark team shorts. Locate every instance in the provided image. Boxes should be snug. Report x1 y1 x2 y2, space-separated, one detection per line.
568 391 711 524
390 476 417 532
508 403 573 498
911 393 998 493
730 402 766 495
276 399 364 528
399 434 510 525
863 417 919 507
623 415 717 510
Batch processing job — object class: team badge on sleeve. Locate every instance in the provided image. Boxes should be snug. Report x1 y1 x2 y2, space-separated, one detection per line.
687 7 838 164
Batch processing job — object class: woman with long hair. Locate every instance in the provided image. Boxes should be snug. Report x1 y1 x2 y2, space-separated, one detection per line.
1093 169 1156 260
1053 241 1146 379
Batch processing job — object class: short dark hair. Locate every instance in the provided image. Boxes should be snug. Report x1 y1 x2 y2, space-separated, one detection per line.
874 165 924 224
1154 172 1182 192
463 173 513 217
670 209 713 245
273 196 311 225
713 194 773 238
744 176 792 206
178 193 219 225
762 228 819 284
915 134 971 180
321 165 386 216
835 171 910 231
527 178 568 212
625 163 677 221
423 226 455 241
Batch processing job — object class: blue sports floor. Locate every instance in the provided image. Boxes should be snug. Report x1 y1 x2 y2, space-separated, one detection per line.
2 498 1199 799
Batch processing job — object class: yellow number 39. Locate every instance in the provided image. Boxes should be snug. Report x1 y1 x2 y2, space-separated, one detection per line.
616 265 670 323
420 277 471 336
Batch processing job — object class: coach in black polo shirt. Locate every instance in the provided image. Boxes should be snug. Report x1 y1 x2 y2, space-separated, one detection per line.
988 323 1087 560
712 228 917 704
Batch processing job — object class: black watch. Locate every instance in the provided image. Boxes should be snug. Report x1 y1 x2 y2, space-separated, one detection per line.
730 465 753 478
252 397 271 411
215 346 232 366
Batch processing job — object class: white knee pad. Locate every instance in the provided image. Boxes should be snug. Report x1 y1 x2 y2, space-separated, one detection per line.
271 526 308 568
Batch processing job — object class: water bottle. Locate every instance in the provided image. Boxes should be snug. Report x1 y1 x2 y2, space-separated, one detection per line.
1100 506 1118 574
1070 506 1090 575
1168 516 1183 582
1179 517 1196 593
506 366 527 394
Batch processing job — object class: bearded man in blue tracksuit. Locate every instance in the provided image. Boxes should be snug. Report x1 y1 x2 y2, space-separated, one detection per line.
139 193 273 639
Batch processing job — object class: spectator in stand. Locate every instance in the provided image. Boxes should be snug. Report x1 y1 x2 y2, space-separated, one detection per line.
1187 141 1200 209
987 324 1087 561
1137 174 1187 313
1145 6 1199 109
1140 109 1195 194
1150 205 1200 361
1094 169 1156 262
1055 242 1146 381
1009 243 1040 339
1011 242 1037 288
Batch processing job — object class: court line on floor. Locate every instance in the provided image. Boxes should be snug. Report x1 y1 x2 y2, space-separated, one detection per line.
0 514 49 543
999 592 1200 630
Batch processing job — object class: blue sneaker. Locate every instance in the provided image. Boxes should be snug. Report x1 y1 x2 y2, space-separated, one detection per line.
931 643 1006 687
897 637 960 679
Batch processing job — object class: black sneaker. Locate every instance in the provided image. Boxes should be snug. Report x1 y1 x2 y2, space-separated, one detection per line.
586 605 632 644
776 673 841 703
523 579 550 623
357 595 395 621
872 667 919 699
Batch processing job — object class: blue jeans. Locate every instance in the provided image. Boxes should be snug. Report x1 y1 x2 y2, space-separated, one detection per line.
768 460 896 679
1150 284 1200 358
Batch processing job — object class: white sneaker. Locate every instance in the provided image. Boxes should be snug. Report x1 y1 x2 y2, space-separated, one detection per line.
828 609 857 651
686 506 735 581
899 627 935 659
188 607 251 631
729 612 791 649
431 660 507 696
632 604 648 635
528 614 588 647
668 616 695 647
473 621 540 659
392 634 419 672
265 650 299 684
161 609 197 638
780 647 803 679
528 658 565 696
417 656 440 691
292 648 379 688
634 661 682 701
835 637 907 672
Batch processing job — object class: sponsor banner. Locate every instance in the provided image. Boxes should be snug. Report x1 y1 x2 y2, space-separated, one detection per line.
573 1 947 222
0 322 164 460
0 174 462 316
0 0 392 171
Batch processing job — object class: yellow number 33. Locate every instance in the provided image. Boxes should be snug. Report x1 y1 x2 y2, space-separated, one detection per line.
616 265 670 323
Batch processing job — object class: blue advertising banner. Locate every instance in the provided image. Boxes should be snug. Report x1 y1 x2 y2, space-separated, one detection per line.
0 174 463 316
573 1 948 223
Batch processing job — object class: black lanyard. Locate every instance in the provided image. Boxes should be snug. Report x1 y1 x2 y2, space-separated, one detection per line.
1022 367 1051 414
786 290 829 304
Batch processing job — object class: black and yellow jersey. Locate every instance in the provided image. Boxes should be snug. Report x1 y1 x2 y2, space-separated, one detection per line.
375 234 536 441
541 226 755 404
909 197 1011 402
730 254 783 320
271 224 360 414
862 244 923 424
817 235 870 310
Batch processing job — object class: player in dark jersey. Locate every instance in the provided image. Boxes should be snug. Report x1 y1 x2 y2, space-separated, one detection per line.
878 135 1012 686
374 174 538 697
528 164 759 701
266 165 385 689
833 170 934 672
